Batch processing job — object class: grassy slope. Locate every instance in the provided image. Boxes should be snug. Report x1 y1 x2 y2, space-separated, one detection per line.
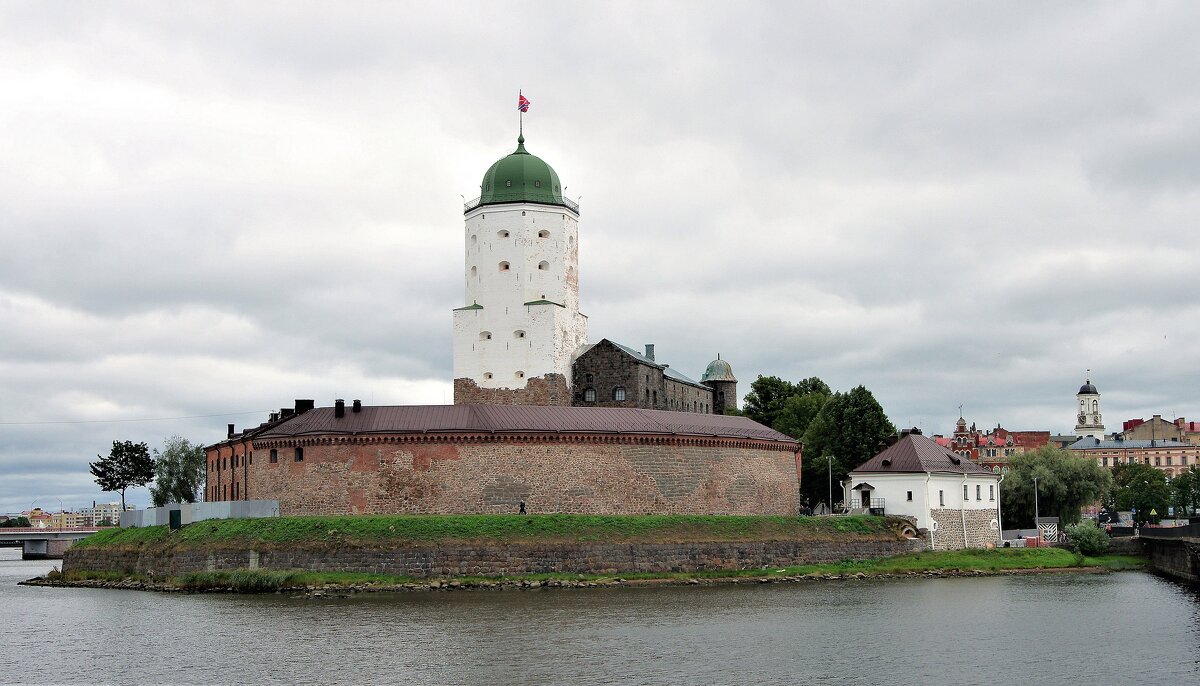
72 514 893 550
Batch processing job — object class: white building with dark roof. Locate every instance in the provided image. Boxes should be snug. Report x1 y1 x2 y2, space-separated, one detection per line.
845 431 1002 550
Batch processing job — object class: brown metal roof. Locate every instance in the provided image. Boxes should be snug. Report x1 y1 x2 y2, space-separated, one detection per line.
251 404 798 444
851 433 996 475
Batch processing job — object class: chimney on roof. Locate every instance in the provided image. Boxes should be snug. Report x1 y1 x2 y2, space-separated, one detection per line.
335 399 345 418
227 423 235 439
352 399 362 413
296 399 315 414
269 412 280 422
281 408 295 418
645 344 655 361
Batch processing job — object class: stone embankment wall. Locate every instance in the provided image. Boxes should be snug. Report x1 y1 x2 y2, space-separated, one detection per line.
1140 537 1200 583
65 536 924 579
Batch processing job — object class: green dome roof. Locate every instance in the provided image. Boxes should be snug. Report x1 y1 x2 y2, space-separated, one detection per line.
477 135 568 209
701 357 737 383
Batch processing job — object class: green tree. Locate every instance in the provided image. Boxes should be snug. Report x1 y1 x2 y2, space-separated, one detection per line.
149 436 207 507
1000 447 1112 528
1 516 31 528
742 376 797 428
799 386 896 506
1111 462 1170 524
1170 466 1200 517
89 440 156 512
1064 520 1110 556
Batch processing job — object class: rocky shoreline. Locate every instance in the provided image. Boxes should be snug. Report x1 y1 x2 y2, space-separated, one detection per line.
20 565 1118 596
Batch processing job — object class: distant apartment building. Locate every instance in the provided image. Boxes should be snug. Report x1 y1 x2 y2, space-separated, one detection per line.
79 502 126 526
1068 436 1198 479
47 511 84 528
1120 415 1200 445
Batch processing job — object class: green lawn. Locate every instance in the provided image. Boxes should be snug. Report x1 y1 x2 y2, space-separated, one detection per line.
72 513 894 550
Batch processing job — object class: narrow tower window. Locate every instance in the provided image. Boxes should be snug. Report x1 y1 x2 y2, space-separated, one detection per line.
505 180 512 187
538 261 549 271
470 266 477 279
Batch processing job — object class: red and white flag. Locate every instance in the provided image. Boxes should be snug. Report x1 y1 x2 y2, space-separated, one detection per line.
518 93 530 112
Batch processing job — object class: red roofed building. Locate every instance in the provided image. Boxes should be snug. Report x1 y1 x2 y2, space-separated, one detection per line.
933 416 1046 472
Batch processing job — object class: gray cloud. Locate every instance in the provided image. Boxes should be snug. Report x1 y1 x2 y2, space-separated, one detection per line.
3 1 1200 513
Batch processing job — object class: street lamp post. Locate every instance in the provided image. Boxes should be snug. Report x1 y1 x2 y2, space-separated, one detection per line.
1032 476 1040 538
827 455 834 515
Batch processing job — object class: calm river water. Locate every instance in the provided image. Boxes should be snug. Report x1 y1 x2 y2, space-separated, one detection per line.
1 547 1197 685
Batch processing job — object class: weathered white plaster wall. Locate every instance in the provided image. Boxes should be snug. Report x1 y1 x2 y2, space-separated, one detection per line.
453 202 587 389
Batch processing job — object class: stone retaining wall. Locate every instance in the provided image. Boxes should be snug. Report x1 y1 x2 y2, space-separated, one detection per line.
1141 537 1200 583
65 536 924 579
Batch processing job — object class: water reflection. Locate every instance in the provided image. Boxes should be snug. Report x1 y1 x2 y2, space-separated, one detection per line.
1 548 1197 685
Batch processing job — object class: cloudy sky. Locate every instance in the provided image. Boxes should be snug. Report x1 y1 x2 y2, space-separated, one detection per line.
3 1 1198 513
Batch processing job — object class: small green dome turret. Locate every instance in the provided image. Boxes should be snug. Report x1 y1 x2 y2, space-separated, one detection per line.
476 135 569 210
701 356 737 383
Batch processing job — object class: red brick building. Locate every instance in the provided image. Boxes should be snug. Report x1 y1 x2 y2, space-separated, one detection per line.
206 400 802 516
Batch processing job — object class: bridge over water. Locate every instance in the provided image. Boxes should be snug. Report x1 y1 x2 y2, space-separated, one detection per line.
0 527 108 560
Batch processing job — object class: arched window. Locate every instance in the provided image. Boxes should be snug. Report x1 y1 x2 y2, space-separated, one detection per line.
498 230 509 238
538 230 550 238
537 261 549 271
483 372 493 380
514 330 526 338
479 331 492 340
499 261 510 271
470 266 477 279
470 234 477 244
1092 400 1098 413
614 387 626 401
515 371 525 380
584 388 596 402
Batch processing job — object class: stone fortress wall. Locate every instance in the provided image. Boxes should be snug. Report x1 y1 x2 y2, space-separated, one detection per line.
240 435 801 516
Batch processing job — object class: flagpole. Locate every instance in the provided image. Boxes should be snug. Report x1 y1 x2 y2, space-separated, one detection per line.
519 88 523 137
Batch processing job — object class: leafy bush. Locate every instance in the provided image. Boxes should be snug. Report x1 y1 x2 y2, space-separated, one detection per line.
1065 520 1110 556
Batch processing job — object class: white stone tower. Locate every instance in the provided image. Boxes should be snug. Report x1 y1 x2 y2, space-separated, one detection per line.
452 133 587 405
1074 372 1105 438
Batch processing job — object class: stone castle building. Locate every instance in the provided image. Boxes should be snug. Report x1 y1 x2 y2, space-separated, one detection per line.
452 134 587 406
204 125 789 516
451 132 735 413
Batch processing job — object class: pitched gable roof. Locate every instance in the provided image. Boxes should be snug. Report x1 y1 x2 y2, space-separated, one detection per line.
852 433 995 476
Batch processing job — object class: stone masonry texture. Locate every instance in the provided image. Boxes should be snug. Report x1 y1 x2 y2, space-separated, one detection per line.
454 373 570 406
929 508 1001 550
64 536 924 579
245 438 800 516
